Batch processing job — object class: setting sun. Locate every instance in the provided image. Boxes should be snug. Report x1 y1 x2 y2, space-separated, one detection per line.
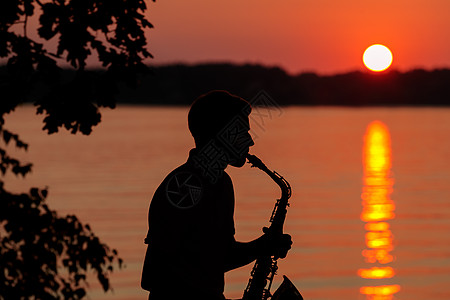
363 44 393 72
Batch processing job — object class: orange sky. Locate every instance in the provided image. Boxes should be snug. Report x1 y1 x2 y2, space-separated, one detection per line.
146 0 450 74
6 0 450 75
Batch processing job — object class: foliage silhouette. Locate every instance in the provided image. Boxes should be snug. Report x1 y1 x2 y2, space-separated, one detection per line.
0 0 154 298
0 186 123 299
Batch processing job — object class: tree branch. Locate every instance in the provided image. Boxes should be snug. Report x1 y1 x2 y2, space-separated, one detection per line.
24 15 28 37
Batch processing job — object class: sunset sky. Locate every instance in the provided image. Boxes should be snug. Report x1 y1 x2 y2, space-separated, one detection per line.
146 0 450 74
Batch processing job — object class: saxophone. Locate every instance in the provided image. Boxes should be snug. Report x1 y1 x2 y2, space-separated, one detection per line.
243 154 303 300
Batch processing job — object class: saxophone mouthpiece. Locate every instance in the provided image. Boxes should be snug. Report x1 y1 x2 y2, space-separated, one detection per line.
246 153 265 169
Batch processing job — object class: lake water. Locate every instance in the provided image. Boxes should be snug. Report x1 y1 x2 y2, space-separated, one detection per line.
4 106 450 300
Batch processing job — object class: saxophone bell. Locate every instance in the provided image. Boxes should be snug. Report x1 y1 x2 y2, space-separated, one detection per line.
271 276 304 300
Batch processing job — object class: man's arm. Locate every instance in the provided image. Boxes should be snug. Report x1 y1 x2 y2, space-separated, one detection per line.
224 233 292 272
224 239 263 272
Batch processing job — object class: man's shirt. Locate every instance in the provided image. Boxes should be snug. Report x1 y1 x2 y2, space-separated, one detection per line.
141 149 235 299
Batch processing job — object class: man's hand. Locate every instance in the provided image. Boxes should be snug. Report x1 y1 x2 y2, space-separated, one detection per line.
258 228 293 259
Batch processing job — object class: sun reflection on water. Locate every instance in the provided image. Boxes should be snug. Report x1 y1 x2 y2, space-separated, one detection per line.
359 121 400 299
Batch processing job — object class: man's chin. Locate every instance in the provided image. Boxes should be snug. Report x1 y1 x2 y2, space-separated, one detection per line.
230 156 247 168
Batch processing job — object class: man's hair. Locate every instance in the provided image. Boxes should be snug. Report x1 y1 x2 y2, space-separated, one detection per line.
188 90 251 147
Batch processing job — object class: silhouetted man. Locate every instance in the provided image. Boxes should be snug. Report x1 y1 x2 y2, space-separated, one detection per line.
141 90 292 300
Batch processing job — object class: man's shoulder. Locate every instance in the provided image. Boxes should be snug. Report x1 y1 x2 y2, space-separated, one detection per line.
157 157 234 196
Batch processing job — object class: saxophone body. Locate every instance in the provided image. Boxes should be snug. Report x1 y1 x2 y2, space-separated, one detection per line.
242 154 303 300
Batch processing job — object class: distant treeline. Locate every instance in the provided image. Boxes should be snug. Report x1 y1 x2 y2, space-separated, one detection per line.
118 63 450 106
2 63 450 106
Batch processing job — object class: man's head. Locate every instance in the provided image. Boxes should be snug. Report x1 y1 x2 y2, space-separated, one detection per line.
188 90 254 167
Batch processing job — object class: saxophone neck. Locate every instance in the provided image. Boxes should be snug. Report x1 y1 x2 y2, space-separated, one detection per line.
246 153 292 199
